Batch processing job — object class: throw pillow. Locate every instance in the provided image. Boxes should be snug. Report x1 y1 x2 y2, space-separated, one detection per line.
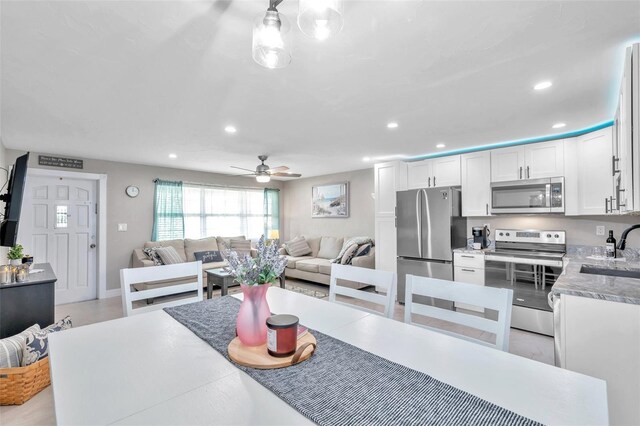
155 246 184 265
355 243 372 257
22 316 73 366
340 244 359 265
285 236 312 257
230 239 252 256
143 247 164 266
0 324 40 368
194 250 224 263
317 236 344 260
185 237 219 262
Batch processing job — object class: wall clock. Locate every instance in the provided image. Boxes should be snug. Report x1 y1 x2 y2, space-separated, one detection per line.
125 185 140 198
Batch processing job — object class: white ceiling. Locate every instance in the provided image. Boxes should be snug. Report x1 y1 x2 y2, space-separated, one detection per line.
1 1 639 178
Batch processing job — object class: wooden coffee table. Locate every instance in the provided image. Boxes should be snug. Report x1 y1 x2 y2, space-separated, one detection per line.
205 268 286 298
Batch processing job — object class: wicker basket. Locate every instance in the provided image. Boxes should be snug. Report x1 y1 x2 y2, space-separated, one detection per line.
0 357 51 405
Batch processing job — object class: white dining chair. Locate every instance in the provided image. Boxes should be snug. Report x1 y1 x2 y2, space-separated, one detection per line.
404 275 513 351
120 261 203 316
329 264 397 318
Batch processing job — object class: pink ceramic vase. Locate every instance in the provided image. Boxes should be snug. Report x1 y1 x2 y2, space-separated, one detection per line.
236 283 271 346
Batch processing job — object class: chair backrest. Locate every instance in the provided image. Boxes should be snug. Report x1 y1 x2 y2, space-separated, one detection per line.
329 264 397 318
404 275 513 351
120 261 203 317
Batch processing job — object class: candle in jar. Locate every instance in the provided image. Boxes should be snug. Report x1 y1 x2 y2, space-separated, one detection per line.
266 314 299 357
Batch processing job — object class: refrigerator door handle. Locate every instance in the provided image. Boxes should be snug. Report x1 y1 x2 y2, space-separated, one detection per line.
421 189 431 259
416 190 422 257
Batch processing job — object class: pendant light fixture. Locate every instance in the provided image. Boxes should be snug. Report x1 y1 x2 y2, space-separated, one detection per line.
252 0 291 69
297 0 344 41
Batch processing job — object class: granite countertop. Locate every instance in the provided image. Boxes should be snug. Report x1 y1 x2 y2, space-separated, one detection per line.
552 256 640 305
452 247 493 255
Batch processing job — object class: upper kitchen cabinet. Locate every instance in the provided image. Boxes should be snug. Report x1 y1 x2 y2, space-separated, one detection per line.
564 128 613 215
407 156 460 189
524 140 565 179
490 146 525 182
491 141 564 182
374 161 407 217
461 151 491 216
612 43 639 213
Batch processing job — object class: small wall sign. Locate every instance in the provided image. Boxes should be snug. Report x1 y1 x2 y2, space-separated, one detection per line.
38 155 84 169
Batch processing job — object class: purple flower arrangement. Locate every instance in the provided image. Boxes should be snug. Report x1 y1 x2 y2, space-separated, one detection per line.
225 236 287 286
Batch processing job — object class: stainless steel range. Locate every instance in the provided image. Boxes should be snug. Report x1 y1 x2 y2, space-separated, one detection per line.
484 229 566 336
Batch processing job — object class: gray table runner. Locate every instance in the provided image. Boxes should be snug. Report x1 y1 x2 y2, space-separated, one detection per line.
165 297 541 426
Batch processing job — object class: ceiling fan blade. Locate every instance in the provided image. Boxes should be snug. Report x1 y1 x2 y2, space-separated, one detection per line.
271 172 301 177
230 166 257 173
267 166 289 173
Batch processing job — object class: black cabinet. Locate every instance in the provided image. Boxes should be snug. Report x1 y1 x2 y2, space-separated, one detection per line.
0 263 57 338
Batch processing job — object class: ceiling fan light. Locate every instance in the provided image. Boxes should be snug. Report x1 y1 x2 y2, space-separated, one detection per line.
252 9 291 69
256 174 271 183
298 0 344 41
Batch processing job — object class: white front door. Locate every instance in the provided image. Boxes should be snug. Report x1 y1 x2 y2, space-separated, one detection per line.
18 174 98 304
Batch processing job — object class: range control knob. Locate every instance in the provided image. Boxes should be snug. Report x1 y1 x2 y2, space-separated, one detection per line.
505 232 510 236
554 234 560 238
547 234 552 238
499 232 504 236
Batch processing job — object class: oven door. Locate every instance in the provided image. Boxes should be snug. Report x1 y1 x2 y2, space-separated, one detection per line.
491 178 564 214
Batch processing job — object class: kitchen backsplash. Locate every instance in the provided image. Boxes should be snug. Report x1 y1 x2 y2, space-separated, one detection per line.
467 216 640 248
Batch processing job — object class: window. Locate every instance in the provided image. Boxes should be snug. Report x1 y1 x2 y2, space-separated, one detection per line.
183 185 267 240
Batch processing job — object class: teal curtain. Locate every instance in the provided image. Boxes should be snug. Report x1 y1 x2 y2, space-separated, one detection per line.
263 188 280 240
152 179 184 241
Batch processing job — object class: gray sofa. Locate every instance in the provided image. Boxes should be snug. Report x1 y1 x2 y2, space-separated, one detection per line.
279 236 375 285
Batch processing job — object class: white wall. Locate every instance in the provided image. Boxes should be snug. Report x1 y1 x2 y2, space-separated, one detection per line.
6 149 284 291
468 215 640 248
282 168 374 241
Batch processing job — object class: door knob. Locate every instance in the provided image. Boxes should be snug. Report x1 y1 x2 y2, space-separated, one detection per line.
90 244 96 249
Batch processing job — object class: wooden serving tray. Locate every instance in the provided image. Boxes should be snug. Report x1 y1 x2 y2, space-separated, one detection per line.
228 333 317 369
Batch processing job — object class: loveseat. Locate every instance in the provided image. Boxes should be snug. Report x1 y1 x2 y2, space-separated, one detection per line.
279 236 375 285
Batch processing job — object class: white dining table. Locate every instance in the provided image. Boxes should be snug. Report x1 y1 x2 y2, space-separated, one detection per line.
49 287 608 425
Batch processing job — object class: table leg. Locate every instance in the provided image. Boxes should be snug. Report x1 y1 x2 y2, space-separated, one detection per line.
207 276 213 299
221 278 228 297
279 273 285 289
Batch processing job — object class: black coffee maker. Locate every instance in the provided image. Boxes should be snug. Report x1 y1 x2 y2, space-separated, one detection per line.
472 226 489 249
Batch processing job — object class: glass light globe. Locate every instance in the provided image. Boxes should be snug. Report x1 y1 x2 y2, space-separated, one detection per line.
252 10 291 69
298 0 343 41
256 174 271 183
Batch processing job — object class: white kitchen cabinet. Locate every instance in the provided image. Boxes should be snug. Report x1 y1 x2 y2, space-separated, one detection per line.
375 217 397 273
490 146 525 182
564 128 613 215
453 252 485 312
524 140 565 179
374 161 407 274
407 160 432 190
407 156 460 189
613 44 638 213
490 141 564 182
461 151 491 216
558 294 640 425
431 155 461 187
375 161 407 217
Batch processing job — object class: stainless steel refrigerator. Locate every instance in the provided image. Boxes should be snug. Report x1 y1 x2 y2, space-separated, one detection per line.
396 187 467 305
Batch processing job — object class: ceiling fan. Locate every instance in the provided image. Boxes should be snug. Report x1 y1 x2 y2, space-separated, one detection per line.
231 155 302 183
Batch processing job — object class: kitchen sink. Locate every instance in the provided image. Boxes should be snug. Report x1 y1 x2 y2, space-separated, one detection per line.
580 264 640 279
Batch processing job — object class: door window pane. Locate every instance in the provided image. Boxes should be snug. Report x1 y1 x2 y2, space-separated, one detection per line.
56 205 68 228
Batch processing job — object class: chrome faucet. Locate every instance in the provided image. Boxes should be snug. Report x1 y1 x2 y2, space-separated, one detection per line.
617 224 640 250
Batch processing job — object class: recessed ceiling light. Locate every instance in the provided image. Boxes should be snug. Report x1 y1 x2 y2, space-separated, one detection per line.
533 81 553 91
386 122 398 129
552 122 566 129
168 153 177 159
224 125 237 134
436 143 446 149
362 157 371 162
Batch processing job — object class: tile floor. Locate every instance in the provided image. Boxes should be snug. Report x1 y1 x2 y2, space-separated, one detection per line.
0 278 553 426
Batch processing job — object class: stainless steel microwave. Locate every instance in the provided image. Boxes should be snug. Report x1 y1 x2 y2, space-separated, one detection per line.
490 177 564 214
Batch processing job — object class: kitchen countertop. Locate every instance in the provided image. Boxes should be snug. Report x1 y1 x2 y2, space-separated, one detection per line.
453 247 492 255
552 256 640 305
